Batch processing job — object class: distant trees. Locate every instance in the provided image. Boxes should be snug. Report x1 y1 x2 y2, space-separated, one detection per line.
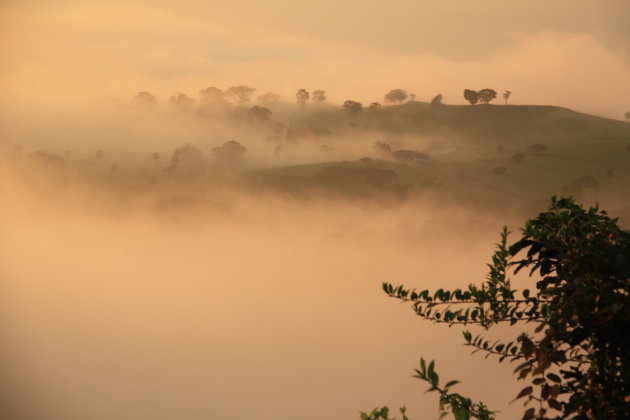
211 140 247 165
225 85 256 104
169 92 195 109
166 143 204 176
258 92 281 104
369 102 382 110
503 90 512 105
463 89 497 105
343 100 363 114
478 89 497 104
384 89 409 105
296 89 310 106
312 90 327 103
463 89 479 105
249 105 272 122
199 86 255 105
199 86 227 105
625 111 630 120
430 94 443 106
133 91 157 106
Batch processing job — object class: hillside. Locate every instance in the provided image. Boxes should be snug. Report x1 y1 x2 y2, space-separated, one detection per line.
249 103 630 210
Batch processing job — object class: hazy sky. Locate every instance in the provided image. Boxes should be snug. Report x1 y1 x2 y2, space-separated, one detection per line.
2 0 629 116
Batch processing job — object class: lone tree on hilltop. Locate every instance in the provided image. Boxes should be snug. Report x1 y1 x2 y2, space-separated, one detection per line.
384 89 409 105
362 197 630 420
296 89 310 106
478 88 497 104
463 89 479 105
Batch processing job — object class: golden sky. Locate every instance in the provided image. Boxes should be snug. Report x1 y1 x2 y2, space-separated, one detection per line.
2 0 629 116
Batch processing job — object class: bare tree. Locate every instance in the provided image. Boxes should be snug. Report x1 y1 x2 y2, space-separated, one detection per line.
503 90 512 105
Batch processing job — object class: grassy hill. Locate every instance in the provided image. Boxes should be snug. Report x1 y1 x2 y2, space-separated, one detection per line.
248 103 630 209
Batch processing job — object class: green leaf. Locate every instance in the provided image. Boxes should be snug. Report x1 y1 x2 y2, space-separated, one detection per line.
445 380 460 389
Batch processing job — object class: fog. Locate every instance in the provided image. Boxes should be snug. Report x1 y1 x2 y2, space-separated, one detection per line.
1 153 530 420
2 1 629 419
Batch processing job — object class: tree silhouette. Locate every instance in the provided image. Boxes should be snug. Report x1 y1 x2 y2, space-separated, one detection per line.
625 111 630 120
369 102 382 110
463 89 479 105
133 91 157 106
430 94 443 106
503 90 512 105
199 87 227 105
249 105 272 122
343 100 363 113
225 85 256 104
169 92 194 109
478 88 497 104
296 89 310 106
363 197 630 420
312 90 327 103
384 89 408 105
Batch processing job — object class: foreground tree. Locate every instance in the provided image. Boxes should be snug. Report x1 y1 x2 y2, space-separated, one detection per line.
364 197 630 419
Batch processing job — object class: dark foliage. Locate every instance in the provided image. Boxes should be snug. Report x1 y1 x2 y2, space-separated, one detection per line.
366 197 630 419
